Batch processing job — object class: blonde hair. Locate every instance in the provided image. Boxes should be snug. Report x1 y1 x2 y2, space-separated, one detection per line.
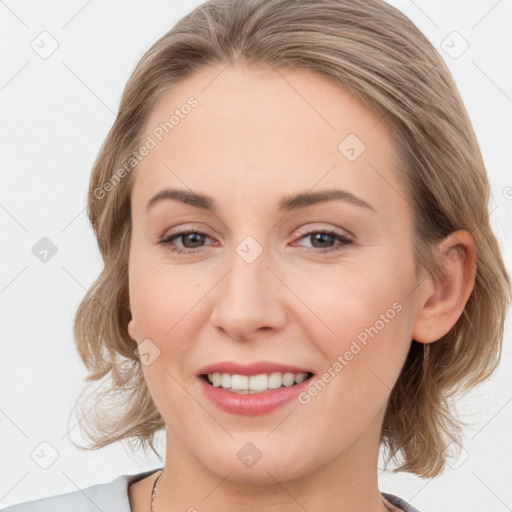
69 0 511 477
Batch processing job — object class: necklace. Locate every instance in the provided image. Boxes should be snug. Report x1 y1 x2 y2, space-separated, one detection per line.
150 468 164 512
150 468 394 512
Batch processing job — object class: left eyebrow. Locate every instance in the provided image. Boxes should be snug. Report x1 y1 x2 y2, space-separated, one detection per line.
146 187 376 214
278 189 376 213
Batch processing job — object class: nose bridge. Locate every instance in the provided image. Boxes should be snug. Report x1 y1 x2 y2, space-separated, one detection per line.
224 234 272 308
210 233 286 338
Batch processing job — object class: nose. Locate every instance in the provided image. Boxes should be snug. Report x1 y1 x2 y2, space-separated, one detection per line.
209 242 287 341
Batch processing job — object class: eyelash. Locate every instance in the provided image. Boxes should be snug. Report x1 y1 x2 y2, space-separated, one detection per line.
159 228 353 255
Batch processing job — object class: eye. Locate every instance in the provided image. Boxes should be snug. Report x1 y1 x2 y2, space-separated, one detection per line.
159 227 353 255
160 229 213 254
292 228 353 255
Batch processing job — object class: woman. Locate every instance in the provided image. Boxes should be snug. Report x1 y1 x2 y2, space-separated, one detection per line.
3 0 509 511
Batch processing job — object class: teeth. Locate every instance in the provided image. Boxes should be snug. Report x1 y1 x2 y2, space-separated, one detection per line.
206 372 310 392
231 374 248 390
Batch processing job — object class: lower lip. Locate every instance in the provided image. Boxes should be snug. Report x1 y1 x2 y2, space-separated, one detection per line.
198 375 313 416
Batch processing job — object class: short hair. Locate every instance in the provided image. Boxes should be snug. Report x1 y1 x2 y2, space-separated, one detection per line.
68 0 511 478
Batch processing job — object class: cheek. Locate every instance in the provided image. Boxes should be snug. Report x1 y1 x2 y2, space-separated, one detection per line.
296 281 413 442
128 261 198 411
292 257 415 391
295 263 409 340
127 259 214 391
129 255 201 335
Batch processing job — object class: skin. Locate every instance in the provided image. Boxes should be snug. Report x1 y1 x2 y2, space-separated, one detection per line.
126 60 476 512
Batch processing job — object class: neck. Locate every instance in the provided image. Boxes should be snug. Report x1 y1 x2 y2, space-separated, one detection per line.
154 413 391 512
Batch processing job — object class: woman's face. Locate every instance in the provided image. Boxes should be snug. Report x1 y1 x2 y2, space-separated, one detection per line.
127 61 422 483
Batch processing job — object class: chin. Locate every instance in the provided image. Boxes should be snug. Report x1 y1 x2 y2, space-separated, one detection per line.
198 441 315 485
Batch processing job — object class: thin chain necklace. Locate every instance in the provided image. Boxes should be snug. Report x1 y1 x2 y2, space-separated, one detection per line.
150 468 164 512
150 468 395 512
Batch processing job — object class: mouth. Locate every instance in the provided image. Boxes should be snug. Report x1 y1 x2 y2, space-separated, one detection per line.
199 371 315 394
198 369 316 415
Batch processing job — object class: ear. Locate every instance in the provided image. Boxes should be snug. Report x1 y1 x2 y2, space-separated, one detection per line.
127 316 138 343
412 230 477 344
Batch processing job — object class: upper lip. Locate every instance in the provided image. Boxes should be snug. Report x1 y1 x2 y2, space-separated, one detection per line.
197 361 314 377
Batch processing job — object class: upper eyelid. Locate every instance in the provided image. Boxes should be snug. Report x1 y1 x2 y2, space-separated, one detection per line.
163 221 352 237
162 222 211 236
294 224 352 238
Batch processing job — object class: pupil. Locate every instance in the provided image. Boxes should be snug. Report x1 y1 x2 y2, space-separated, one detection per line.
312 233 333 248
184 233 204 248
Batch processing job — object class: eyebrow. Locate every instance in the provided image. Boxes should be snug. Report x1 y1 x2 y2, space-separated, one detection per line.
146 187 376 214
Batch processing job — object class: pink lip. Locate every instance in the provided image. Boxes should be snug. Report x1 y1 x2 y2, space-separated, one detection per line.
196 361 313 376
198 374 313 416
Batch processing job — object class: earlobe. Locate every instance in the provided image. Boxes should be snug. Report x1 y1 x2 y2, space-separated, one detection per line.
412 230 477 344
127 318 138 342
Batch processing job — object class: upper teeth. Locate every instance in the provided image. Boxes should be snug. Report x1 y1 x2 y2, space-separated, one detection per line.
207 372 309 392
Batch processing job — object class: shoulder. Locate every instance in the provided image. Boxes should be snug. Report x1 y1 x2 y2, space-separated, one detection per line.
1 469 161 512
382 492 422 512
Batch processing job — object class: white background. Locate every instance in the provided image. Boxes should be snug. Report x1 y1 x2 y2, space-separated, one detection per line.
1 1 511 511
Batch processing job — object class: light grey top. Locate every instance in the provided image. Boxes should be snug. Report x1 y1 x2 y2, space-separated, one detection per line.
2 468 422 511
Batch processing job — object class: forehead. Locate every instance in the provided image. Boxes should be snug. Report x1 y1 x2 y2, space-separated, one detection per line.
131 62 408 220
